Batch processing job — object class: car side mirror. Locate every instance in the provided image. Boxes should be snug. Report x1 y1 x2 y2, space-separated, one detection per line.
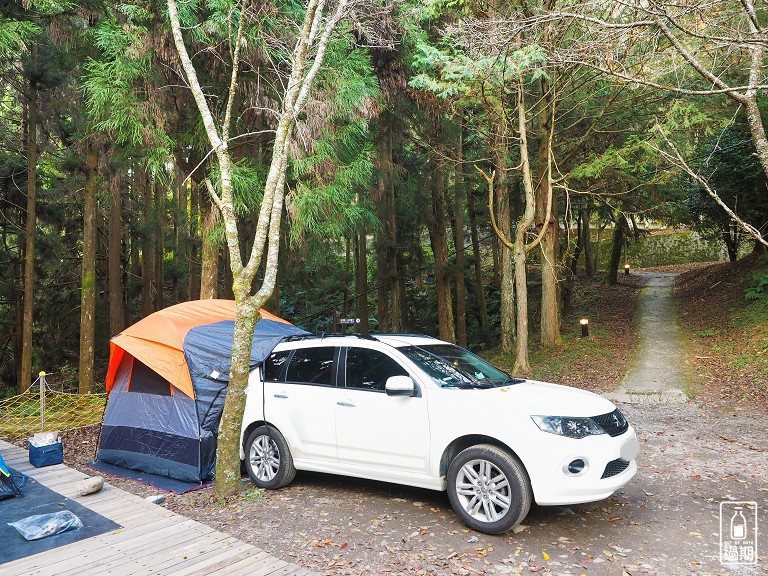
385 375 416 397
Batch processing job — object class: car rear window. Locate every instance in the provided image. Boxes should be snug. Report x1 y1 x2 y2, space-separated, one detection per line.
285 347 335 386
264 351 291 382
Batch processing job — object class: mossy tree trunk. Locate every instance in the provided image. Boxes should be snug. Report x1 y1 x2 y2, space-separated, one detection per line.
79 142 98 393
428 117 456 344
453 118 467 347
108 167 125 336
20 57 37 393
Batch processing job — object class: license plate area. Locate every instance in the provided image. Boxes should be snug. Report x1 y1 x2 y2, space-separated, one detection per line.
620 435 639 461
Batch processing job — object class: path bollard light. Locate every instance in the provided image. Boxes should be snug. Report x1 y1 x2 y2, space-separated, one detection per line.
624 263 630 275
580 318 589 338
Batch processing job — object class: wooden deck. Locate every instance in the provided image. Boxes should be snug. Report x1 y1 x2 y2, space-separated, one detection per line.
0 440 315 576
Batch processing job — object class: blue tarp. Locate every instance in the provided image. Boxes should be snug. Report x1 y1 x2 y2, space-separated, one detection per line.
184 318 308 434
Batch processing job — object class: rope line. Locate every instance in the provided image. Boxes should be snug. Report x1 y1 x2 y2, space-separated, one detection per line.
0 375 107 438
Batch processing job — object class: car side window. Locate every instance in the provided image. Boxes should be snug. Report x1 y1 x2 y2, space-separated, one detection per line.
285 347 335 386
264 351 291 382
346 347 408 392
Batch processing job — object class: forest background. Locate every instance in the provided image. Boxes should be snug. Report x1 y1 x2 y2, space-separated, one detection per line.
2 0 767 397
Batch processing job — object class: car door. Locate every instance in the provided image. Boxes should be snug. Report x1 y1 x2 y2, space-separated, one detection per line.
263 346 339 462
335 346 430 474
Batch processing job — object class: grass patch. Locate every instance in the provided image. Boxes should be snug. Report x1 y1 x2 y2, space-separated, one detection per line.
243 488 265 502
676 254 768 408
486 273 644 393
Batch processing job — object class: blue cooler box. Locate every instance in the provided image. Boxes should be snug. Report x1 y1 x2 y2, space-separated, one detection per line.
29 441 63 467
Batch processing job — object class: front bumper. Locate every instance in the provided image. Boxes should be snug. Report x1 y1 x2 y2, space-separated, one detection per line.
526 425 640 506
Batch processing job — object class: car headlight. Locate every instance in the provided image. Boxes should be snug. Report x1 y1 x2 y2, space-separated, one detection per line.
531 415 606 439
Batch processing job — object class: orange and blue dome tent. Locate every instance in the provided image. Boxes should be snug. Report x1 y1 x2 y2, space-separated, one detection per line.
97 299 307 484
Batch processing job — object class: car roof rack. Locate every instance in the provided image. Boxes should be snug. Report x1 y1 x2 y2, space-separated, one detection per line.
373 333 437 339
282 333 379 342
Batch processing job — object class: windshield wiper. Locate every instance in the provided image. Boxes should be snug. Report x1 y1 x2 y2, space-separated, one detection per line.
487 377 525 387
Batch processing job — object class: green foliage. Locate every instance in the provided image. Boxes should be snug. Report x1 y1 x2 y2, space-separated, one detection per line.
0 18 40 59
744 273 768 300
288 35 380 241
83 10 174 173
410 42 548 100
744 257 768 301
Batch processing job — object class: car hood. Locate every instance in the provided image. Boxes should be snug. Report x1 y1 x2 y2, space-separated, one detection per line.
474 379 616 417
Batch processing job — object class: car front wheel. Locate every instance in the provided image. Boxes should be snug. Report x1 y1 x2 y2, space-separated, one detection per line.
447 444 532 534
244 426 296 489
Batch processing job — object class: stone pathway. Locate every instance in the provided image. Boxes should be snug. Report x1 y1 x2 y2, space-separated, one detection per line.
607 271 689 404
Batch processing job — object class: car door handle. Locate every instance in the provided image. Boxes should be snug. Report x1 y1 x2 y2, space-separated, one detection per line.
337 401 356 408
273 393 289 399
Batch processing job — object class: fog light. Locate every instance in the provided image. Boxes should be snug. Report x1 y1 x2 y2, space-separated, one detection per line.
563 458 588 476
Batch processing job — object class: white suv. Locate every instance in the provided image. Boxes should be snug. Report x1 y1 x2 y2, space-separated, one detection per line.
239 334 639 534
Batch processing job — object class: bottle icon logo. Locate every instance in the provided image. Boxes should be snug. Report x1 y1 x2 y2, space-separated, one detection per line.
720 501 757 565
730 507 747 540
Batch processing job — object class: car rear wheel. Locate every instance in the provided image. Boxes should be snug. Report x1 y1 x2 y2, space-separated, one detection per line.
244 426 296 489
447 444 532 534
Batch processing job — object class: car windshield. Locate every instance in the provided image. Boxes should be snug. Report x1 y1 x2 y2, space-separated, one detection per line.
399 344 523 389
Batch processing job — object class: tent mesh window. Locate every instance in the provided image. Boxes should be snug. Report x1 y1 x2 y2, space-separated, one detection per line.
128 360 172 396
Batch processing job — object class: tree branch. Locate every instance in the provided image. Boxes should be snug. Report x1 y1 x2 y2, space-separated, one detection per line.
653 128 767 247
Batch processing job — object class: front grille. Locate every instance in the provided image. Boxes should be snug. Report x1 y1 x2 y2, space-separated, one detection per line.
591 408 629 437
601 458 630 479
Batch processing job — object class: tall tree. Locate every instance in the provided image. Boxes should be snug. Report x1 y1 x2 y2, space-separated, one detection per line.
453 116 467 346
19 44 37 392
167 0 360 496
79 142 98 393
108 166 125 335
428 116 456 343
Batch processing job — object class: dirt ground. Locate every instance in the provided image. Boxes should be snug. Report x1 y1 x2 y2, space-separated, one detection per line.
675 256 768 410
150 400 765 576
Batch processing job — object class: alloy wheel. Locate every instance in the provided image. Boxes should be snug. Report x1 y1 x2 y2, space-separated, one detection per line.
454 458 512 523
249 434 280 482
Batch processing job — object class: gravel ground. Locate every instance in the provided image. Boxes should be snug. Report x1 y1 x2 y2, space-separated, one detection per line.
161 400 768 576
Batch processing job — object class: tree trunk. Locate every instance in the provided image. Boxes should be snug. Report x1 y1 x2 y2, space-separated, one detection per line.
562 209 583 314
491 233 500 286
744 97 768 195
512 83 539 374
429 121 456 343
154 180 165 310
343 235 351 321
469 194 489 338
494 132 514 354
387 205 401 332
373 117 393 333
215 301 257 494
354 224 369 333
583 204 594 277
222 252 234 299
140 168 154 317
79 143 98 394
200 194 219 299
536 78 560 346
453 118 467 346
108 168 125 335
722 226 739 262
188 179 200 300
19 67 37 393
605 216 627 285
